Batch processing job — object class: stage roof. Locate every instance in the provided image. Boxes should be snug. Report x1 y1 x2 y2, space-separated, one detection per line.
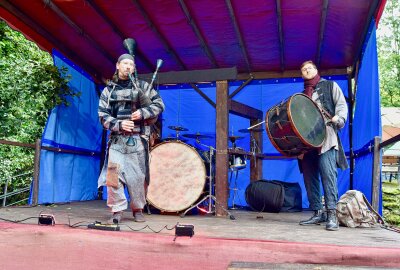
0 0 386 82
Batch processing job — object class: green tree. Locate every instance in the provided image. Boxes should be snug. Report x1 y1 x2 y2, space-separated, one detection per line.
377 0 400 107
0 21 79 204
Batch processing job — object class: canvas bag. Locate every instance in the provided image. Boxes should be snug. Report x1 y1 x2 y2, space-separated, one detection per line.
336 190 384 228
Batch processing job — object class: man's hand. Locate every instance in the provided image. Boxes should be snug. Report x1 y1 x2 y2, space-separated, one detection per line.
121 120 135 132
331 115 339 124
330 115 345 129
131 110 142 121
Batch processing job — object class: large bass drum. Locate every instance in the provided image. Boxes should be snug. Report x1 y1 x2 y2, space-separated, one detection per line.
147 141 206 212
265 93 326 157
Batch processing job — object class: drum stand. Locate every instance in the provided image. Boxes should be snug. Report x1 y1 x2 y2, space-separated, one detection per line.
180 145 235 220
229 168 240 209
250 133 261 154
250 133 261 167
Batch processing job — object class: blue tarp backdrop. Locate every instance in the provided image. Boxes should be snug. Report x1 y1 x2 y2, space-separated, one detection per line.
38 50 103 203
37 22 381 211
351 20 382 210
160 76 349 209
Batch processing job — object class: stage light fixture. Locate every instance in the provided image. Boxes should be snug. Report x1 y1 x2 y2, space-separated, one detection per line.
174 224 194 241
38 214 55 226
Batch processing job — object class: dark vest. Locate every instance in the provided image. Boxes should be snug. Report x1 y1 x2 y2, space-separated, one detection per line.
315 80 334 117
315 79 349 170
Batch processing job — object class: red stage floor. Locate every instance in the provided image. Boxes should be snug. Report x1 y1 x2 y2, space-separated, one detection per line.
0 200 399 270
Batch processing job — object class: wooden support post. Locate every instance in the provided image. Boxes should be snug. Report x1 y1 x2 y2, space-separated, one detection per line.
215 80 229 216
250 118 263 181
347 66 355 189
372 136 381 211
32 139 41 206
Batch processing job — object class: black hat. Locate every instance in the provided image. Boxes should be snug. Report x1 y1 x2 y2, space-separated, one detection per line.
117 53 134 63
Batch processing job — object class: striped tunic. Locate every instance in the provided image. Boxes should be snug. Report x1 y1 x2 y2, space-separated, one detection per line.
98 79 164 212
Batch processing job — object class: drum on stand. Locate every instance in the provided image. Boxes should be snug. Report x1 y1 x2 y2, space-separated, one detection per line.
265 93 326 157
147 141 206 212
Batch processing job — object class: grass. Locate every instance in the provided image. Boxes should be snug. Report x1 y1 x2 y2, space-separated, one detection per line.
382 181 400 226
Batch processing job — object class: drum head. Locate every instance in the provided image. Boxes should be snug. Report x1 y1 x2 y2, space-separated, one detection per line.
289 94 326 147
147 141 206 212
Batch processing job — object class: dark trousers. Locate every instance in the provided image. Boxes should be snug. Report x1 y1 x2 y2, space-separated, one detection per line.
302 148 338 210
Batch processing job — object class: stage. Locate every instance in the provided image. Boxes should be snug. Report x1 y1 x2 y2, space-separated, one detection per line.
0 200 400 270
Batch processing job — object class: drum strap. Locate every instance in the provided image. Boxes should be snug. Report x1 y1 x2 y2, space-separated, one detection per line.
140 136 151 185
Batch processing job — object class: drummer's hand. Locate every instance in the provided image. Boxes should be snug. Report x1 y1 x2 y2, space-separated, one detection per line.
331 115 345 128
331 115 339 124
131 110 142 121
121 120 135 132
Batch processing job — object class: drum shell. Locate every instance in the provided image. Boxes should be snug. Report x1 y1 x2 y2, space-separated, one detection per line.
147 141 206 212
265 93 326 157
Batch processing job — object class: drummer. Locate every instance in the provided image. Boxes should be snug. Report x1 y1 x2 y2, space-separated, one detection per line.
297 60 348 231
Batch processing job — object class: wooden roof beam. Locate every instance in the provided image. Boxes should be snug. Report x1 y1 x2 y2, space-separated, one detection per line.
190 83 216 108
140 67 237 84
131 0 187 70
43 0 114 64
225 0 251 72
276 0 285 71
229 74 254 99
237 68 348 80
85 0 154 70
316 0 329 67
0 0 103 81
228 100 263 120
178 0 218 68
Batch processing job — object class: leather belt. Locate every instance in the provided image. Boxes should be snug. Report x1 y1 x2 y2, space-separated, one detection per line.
112 131 140 136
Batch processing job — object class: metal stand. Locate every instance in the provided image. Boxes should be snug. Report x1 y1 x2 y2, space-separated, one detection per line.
175 129 181 140
250 133 261 154
229 169 240 209
250 132 261 167
180 145 235 220
227 135 245 210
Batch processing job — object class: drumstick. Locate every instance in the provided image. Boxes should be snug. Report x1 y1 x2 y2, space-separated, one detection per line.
247 121 265 130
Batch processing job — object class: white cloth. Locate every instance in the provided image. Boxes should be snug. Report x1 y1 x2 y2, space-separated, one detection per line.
98 135 146 212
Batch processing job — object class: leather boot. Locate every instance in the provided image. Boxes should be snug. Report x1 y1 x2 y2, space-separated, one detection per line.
108 211 123 224
133 210 146 222
326 209 339 231
299 210 327 225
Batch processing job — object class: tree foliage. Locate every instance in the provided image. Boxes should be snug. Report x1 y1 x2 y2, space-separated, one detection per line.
377 0 400 107
0 21 79 142
0 21 79 203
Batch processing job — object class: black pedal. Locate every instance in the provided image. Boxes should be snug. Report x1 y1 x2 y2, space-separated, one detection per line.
87 222 120 231
175 224 194 237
